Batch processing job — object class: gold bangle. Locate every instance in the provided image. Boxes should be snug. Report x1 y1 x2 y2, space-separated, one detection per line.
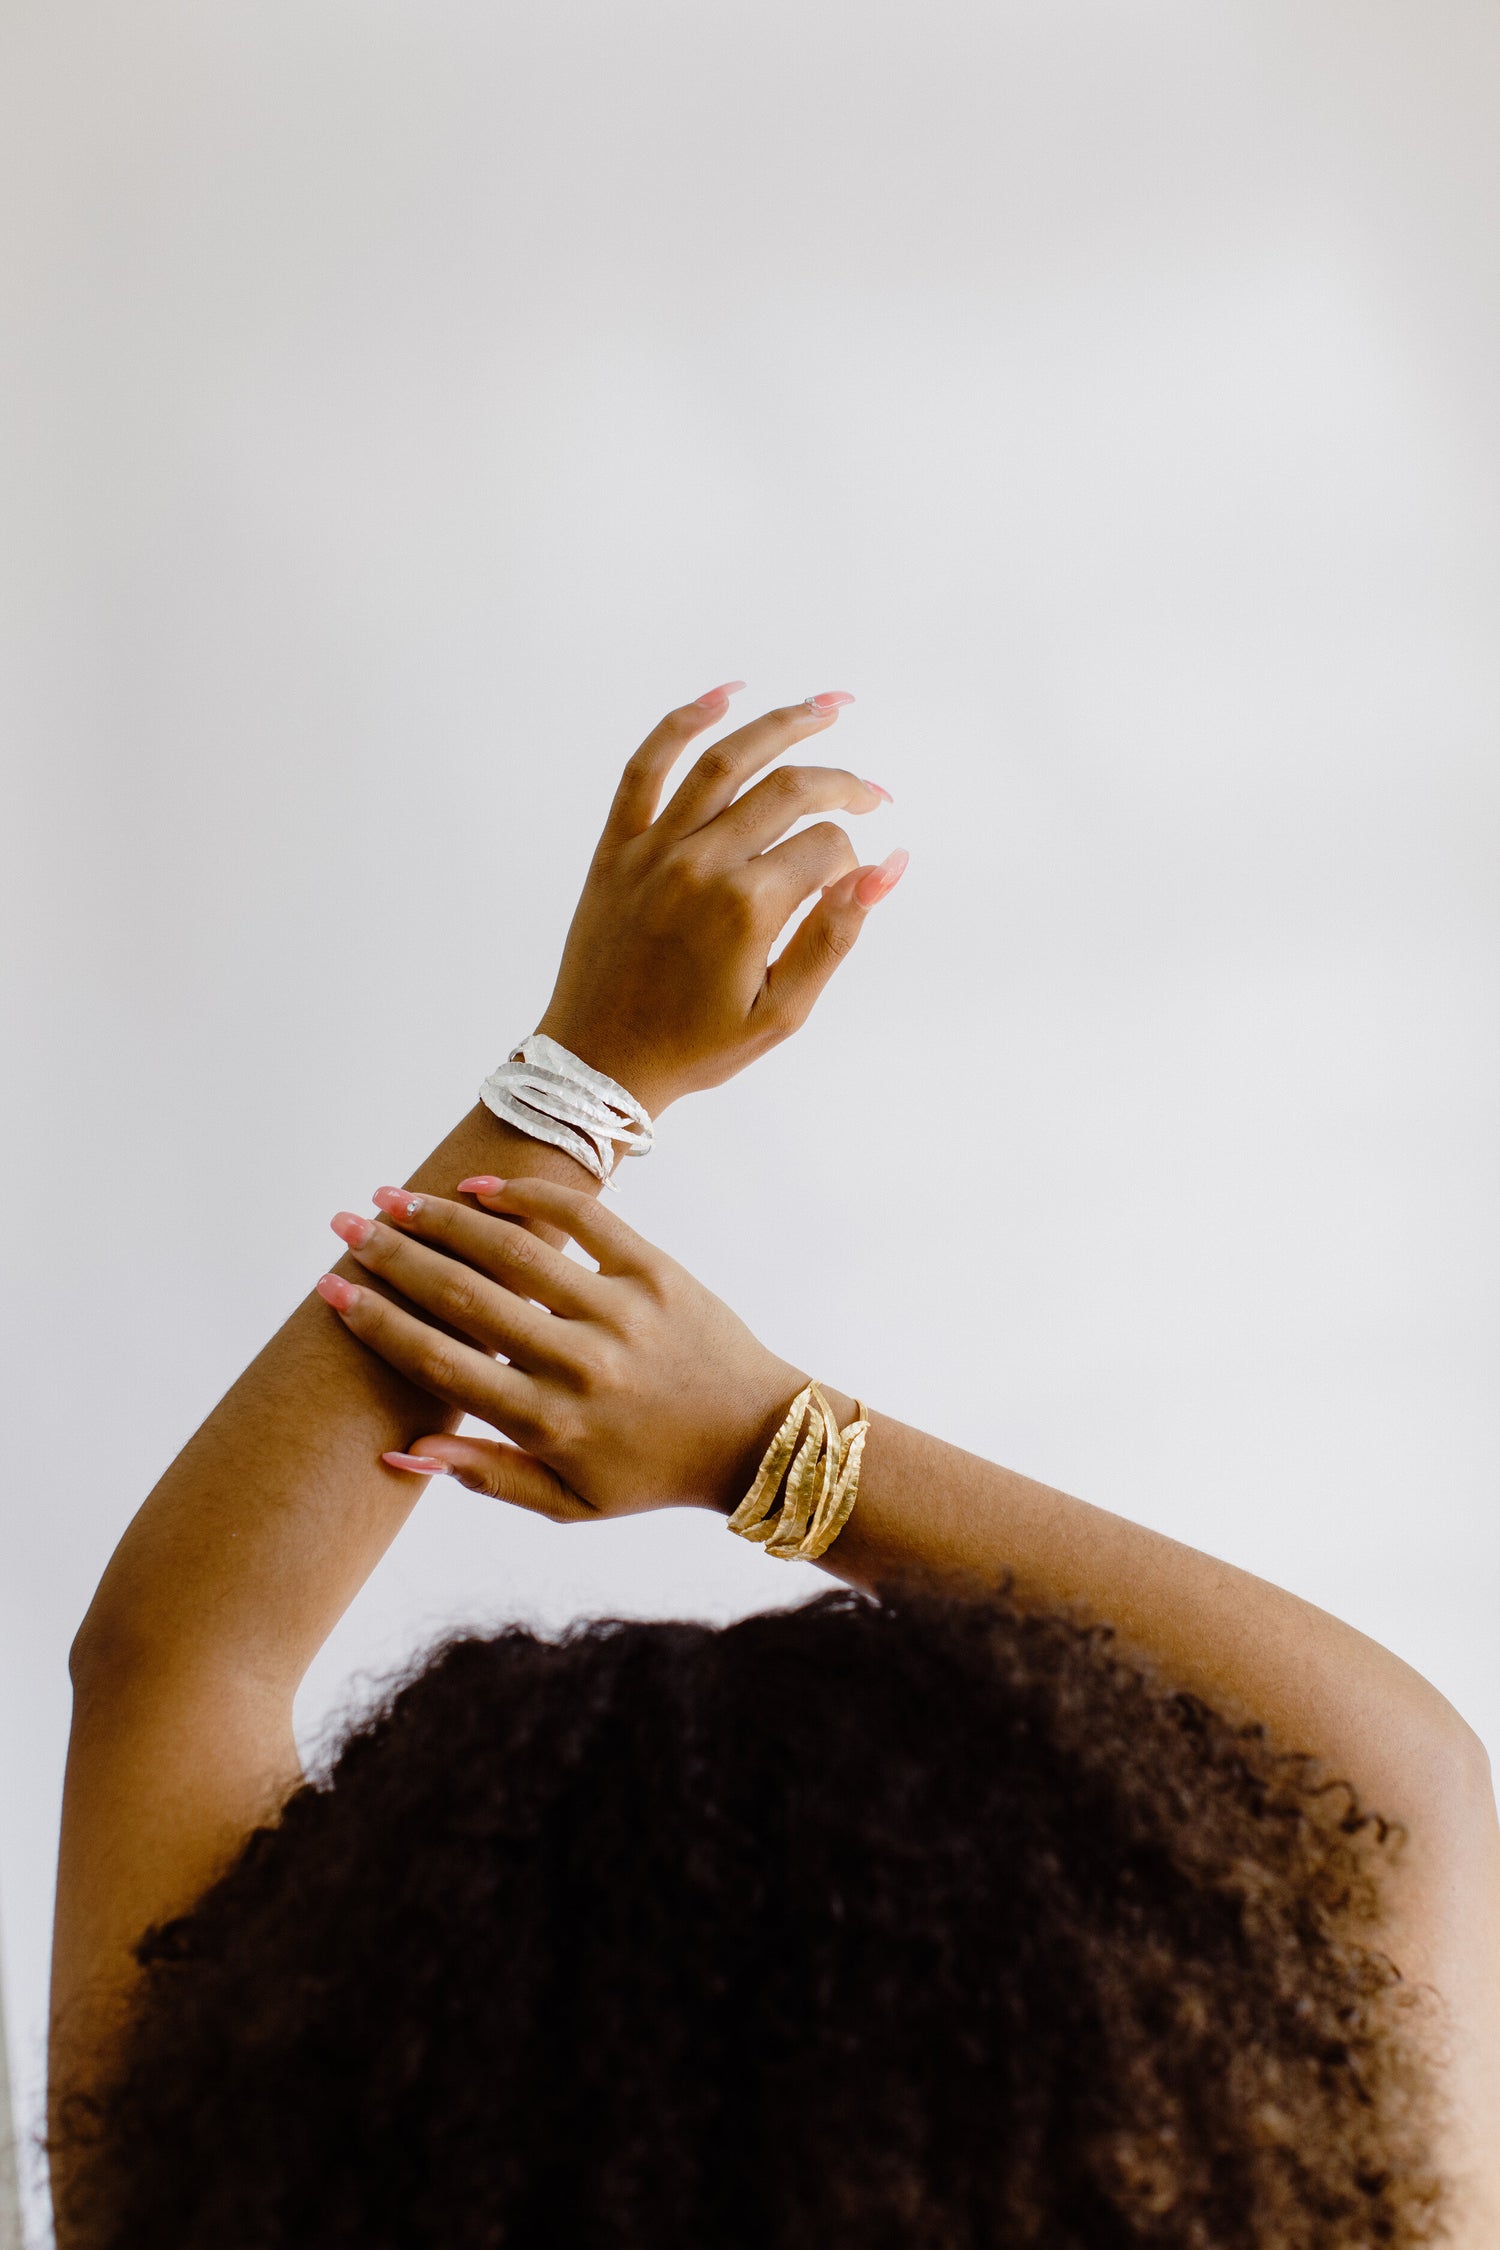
726 1382 870 1563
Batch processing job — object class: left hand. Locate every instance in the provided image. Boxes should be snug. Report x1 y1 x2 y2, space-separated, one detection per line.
323 1176 810 1520
532 685 906 1113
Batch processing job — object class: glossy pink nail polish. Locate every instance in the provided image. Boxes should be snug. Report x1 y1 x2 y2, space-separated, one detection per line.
317 1272 360 1310
373 1186 423 1219
862 779 893 803
807 690 855 711
855 848 909 907
382 1452 450 1474
694 680 747 708
330 1211 374 1249
456 1175 505 1195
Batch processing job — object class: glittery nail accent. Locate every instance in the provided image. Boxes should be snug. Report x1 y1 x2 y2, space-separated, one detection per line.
373 1186 424 1220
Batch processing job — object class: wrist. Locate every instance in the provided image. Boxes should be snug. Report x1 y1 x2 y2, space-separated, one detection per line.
530 1011 681 1119
700 1358 857 1519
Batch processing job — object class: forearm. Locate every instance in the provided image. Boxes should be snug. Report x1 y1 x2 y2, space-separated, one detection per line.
51 683 889 2102
57 1101 596 2092
72 1103 598 1700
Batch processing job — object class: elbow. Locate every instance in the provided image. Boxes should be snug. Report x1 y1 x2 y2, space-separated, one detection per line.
1451 1715 1497 1822
68 1607 114 1695
68 1593 157 1701
1401 1693 1498 1838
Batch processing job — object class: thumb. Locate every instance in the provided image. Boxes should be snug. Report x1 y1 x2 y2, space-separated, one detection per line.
380 1437 598 1525
758 850 909 1033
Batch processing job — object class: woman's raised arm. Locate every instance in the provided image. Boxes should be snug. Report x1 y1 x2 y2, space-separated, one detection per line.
314 1173 1500 2243
51 686 902 2116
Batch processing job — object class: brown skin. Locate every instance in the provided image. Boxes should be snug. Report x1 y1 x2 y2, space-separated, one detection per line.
324 1180 1500 2243
54 687 1500 2243
53 689 891 2122
534 684 903 1108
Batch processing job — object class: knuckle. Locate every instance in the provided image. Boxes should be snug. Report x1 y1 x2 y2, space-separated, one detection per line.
732 857 773 903
819 918 858 963
498 1227 543 1276
450 1459 499 1499
437 1268 487 1325
692 744 739 787
660 843 704 891
620 1283 665 1334
767 762 811 803
542 1397 585 1453
670 847 756 922
805 819 854 859
418 1337 466 1396
501 1399 547 1451
717 877 762 934
573 1336 624 1392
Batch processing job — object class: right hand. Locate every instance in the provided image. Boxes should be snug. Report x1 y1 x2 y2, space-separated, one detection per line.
322 1176 811 1521
532 685 906 1114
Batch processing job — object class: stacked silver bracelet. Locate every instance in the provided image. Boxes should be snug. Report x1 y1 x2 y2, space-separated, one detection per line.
478 1033 654 1189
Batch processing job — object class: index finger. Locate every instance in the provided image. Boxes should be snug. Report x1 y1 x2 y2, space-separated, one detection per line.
602 683 748 840
454 1174 660 1278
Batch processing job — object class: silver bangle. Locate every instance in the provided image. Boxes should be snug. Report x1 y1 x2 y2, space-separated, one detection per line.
478 1033 654 1190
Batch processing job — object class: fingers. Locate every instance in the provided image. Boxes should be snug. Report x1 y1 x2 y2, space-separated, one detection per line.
453 1175 661 1278
380 1437 598 1524
750 820 860 921
703 764 885 861
652 695 856 840
753 851 909 1037
317 1272 547 1434
365 1187 607 1321
603 683 748 840
330 1215 574 1369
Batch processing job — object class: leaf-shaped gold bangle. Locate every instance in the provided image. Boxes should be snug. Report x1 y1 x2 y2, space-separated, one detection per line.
727 1383 870 1563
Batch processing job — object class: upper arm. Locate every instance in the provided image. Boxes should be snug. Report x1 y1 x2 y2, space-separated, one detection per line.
830 1417 1500 2232
50 1642 301 2117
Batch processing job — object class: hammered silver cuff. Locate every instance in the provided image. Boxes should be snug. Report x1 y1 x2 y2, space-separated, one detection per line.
478 1033 654 1189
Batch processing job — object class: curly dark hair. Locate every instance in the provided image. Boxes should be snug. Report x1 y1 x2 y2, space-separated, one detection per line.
56 1579 1451 2248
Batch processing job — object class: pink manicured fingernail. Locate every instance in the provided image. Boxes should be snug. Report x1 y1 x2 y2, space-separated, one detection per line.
862 778 893 803
806 690 855 711
694 680 746 707
373 1186 423 1219
330 1210 374 1249
457 1175 505 1195
317 1272 361 1310
382 1452 450 1475
855 848 909 907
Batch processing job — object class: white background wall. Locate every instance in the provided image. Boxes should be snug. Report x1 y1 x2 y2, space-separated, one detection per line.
3 2 1498 2236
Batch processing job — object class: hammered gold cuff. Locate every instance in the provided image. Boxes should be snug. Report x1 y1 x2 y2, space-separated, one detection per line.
726 1381 870 1563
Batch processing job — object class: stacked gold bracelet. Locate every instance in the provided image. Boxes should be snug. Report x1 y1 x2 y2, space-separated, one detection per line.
725 1382 870 1562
